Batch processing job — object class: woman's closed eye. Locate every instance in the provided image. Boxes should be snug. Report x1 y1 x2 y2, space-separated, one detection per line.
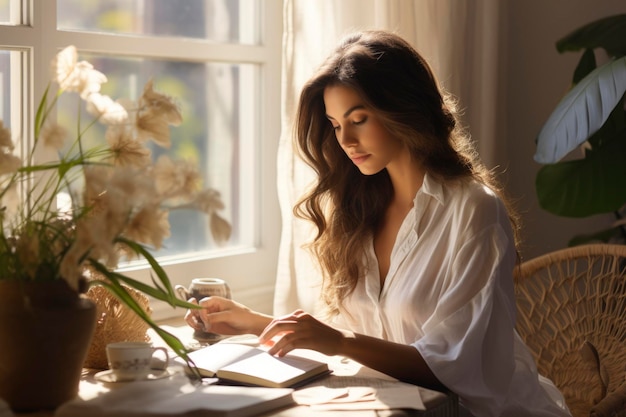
331 117 367 131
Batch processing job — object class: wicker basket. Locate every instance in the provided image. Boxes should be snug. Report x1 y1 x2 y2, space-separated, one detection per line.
83 285 152 370
514 244 626 417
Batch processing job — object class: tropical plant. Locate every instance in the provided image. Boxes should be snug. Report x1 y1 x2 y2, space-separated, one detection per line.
534 14 626 246
0 45 231 373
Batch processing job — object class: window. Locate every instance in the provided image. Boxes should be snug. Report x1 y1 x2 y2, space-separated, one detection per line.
0 50 12 130
0 2 9 24
0 0 283 319
0 0 13 24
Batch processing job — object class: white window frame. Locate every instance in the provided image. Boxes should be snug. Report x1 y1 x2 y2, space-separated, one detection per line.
0 0 283 320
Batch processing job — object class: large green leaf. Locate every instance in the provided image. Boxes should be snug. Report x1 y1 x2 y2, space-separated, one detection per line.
536 134 626 217
534 56 626 164
556 14 626 57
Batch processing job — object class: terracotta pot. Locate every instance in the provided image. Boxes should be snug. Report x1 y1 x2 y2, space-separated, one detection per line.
0 279 97 412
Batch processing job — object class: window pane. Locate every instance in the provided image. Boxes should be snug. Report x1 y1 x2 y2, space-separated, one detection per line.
1 49 26 199
57 54 258 257
57 0 260 44
0 0 10 24
0 49 22 151
0 51 9 126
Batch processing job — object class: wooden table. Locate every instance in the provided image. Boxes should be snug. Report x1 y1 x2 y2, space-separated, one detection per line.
11 327 458 416
12 364 457 417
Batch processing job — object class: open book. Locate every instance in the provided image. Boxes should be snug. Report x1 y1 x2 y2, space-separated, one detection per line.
181 341 331 388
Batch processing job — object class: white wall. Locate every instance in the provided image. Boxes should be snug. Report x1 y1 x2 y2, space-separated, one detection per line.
499 0 624 260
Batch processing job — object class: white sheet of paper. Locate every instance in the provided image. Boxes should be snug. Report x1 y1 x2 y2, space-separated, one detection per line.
292 386 351 405
309 384 425 411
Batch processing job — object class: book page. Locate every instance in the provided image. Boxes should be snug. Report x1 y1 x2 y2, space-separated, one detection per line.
185 343 259 376
217 350 328 387
183 342 328 387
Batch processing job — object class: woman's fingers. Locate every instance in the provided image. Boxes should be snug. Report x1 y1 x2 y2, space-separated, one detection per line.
184 295 274 337
194 296 266 335
183 298 205 331
195 296 233 332
259 321 296 344
197 295 231 314
260 310 308 336
259 310 342 356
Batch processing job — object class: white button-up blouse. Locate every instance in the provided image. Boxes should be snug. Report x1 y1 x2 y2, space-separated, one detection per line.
330 174 571 417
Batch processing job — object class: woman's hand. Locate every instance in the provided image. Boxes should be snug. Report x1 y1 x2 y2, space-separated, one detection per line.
184 296 272 336
258 309 346 357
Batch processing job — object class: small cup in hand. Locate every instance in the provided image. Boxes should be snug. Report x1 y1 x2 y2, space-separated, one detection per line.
175 278 231 343
105 342 169 381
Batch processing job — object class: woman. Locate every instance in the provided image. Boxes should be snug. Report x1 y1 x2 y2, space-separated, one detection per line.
185 30 571 417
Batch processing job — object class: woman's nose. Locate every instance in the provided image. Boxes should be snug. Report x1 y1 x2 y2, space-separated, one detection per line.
337 127 357 147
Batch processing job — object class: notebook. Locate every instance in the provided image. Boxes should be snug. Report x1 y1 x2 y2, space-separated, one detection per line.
180 341 331 388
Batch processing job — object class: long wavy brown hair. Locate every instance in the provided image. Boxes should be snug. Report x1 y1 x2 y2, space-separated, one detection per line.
293 30 520 315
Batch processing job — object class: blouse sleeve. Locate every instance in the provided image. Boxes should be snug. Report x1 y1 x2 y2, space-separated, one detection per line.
413 221 518 416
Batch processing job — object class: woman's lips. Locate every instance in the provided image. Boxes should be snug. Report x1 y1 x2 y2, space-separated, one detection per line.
350 154 370 165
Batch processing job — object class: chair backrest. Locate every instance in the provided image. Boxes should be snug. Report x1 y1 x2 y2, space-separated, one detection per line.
514 244 626 417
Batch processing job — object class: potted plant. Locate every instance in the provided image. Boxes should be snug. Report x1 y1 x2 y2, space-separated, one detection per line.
534 14 626 245
0 45 230 410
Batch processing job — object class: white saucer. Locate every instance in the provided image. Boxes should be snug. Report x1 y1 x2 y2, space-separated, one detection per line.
94 368 174 383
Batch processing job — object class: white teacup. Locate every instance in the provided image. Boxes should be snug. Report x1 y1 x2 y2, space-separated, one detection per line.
106 342 169 381
175 278 231 342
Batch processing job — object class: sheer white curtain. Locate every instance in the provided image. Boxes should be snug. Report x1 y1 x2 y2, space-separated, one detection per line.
274 0 504 315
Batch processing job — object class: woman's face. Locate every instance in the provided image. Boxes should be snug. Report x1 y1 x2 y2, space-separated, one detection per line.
323 84 404 176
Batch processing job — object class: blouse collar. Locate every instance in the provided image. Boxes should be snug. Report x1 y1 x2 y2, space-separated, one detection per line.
415 172 445 207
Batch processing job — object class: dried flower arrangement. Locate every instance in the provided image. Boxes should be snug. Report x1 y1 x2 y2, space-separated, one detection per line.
0 45 230 368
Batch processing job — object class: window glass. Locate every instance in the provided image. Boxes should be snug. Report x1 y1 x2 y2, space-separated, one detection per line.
0 0 10 24
0 51 9 127
57 0 259 44
57 54 259 257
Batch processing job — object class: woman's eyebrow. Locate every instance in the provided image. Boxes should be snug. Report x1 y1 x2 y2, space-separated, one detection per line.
326 104 366 120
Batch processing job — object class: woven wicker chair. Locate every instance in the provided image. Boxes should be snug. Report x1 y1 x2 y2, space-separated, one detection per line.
514 244 626 417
